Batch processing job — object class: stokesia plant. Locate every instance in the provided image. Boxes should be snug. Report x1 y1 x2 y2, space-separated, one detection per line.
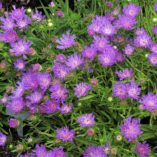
1 0 157 157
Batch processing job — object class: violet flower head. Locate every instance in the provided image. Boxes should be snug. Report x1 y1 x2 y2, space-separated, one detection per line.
33 144 47 157
118 15 136 30
124 44 134 56
77 113 95 127
98 50 117 67
26 91 43 104
16 16 31 30
31 10 45 22
83 145 107 157
74 82 91 98
0 133 7 146
12 82 25 98
14 58 26 70
93 36 109 52
148 53 157 66
116 68 134 80
21 72 39 90
57 31 76 49
100 19 116 36
50 83 68 102
120 116 142 142
10 39 32 56
3 30 19 43
82 45 97 60
140 93 157 112
59 104 72 114
49 1 55 7
7 97 25 113
66 53 83 70
152 25 157 36
123 3 141 17
56 10 64 17
112 82 128 100
136 142 151 157
116 52 126 63
41 100 59 114
53 63 70 80
10 6 25 21
135 27 147 36
134 32 151 48
55 54 66 63
52 147 67 157
149 43 157 54
8 118 19 128
126 80 140 100
0 15 15 30
38 72 52 90
154 3 157 12
56 127 75 142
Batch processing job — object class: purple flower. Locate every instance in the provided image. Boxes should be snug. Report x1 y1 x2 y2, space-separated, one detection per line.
16 16 31 30
87 16 104 35
120 116 142 142
12 82 25 98
66 53 83 70
112 82 128 100
49 1 55 7
82 45 97 60
50 83 68 102
74 82 91 98
0 133 7 146
77 113 95 127
7 97 25 113
136 27 147 35
117 15 136 30
56 10 64 17
93 36 109 52
52 147 67 157
116 52 126 63
21 72 39 90
56 31 75 49
0 15 15 30
136 142 151 157
10 39 32 56
3 30 19 43
83 145 107 157
148 53 157 66
41 100 59 114
152 25 157 36
0 1 2 10
149 43 157 53
123 3 141 17
38 73 52 90
124 44 134 56
31 10 45 22
33 144 47 157
154 3 157 12
116 68 134 80
140 93 157 112
126 80 140 100
100 19 116 36
27 91 43 104
56 127 75 142
14 58 26 70
8 118 19 128
134 32 151 48
10 6 25 21
59 104 72 114
53 63 70 80
55 54 66 63
98 48 117 67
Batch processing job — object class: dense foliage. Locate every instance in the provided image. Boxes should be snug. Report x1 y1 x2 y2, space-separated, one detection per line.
0 0 157 156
